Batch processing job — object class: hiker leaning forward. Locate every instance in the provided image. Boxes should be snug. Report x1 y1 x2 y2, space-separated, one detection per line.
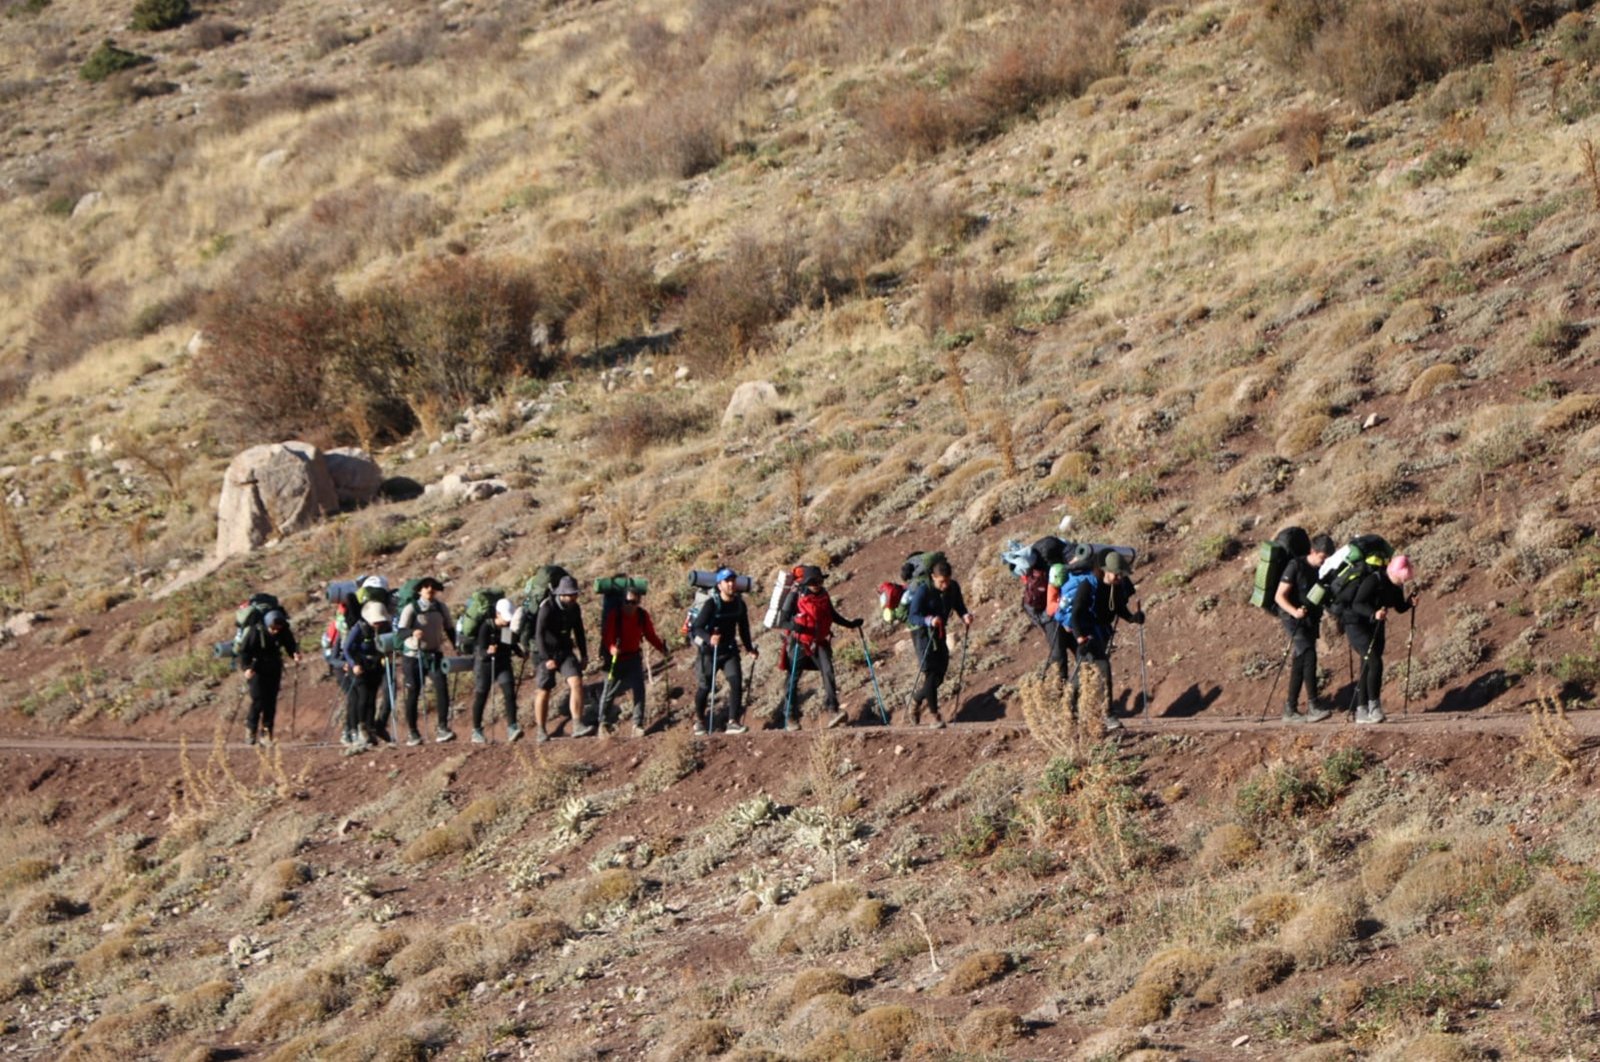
1344 555 1416 725
691 567 759 734
905 559 973 729
1274 535 1334 724
240 609 300 745
397 576 458 745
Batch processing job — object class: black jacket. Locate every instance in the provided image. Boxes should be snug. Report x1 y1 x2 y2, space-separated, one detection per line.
239 623 297 674
692 593 756 654
534 598 588 663
1347 573 1412 627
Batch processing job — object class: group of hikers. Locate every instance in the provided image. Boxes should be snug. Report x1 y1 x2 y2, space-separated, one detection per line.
227 525 1420 748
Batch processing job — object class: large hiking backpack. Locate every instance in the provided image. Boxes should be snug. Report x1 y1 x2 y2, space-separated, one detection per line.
1315 534 1395 618
230 591 280 666
1250 526 1311 617
900 550 946 584
883 550 947 628
1053 569 1106 640
763 566 801 631
681 588 715 640
395 577 425 613
523 564 571 611
595 574 647 654
356 577 391 609
779 589 831 674
458 587 505 644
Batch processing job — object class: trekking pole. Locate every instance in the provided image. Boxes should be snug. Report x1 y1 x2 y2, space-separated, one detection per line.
1402 592 1419 716
858 629 891 725
1259 632 1293 722
951 627 971 720
706 642 720 734
1137 624 1150 721
783 639 802 729
290 663 300 741
908 630 935 714
1348 619 1384 718
596 658 619 729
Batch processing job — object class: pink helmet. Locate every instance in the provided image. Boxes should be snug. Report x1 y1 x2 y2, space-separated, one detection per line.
1386 554 1414 584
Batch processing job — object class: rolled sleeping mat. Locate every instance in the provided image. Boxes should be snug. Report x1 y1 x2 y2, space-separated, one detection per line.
595 575 649 595
326 578 364 604
441 655 476 674
687 569 755 593
212 641 235 659
376 631 402 654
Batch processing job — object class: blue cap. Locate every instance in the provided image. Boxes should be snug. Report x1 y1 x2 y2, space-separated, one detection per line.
714 567 737 583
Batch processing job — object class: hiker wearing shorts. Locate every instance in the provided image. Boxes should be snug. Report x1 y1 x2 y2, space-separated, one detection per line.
533 576 589 740
905 560 973 728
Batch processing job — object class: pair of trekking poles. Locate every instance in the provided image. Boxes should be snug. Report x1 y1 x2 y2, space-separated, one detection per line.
1259 592 1419 721
1031 612 1151 720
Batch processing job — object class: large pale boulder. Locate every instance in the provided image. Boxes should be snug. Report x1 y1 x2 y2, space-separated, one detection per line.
216 442 339 558
324 447 383 509
721 380 781 431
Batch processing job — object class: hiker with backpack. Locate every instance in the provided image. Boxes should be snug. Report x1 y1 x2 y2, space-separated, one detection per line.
1095 551 1145 718
1054 544 1123 731
905 558 973 728
342 598 392 751
1273 534 1335 724
598 578 671 737
396 576 458 745
472 596 526 743
781 566 864 730
1337 553 1417 724
690 567 760 734
532 576 589 740
238 609 300 745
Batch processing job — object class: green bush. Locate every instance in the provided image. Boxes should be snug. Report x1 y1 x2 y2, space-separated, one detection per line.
130 0 190 31
80 39 153 83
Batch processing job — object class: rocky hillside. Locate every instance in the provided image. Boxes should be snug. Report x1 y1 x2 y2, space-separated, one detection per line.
3 0 1600 1058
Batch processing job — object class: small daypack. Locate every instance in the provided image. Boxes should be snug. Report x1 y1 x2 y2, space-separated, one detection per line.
1250 526 1310 617
1022 568 1050 615
231 591 280 664
877 581 906 625
458 587 505 644
1317 535 1395 619
681 588 715 640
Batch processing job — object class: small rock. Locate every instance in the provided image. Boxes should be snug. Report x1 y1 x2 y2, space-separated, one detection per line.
1362 412 1382 430
1231 1034 1251 1047
257 148 290 170
674 365 691 382
71 191 104 219
894 745 905 756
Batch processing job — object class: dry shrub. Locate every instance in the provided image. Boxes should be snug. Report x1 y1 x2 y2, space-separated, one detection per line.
1517 686 1579 782
654 1019 735 1062
1537 392 1600 434
386 964 476 1015
955 1006 1022 1051
748 882 886 956
918 269 1014 339
1381 1032 1482 1061
8 890 86 927
351 929 410 971
845 1005 920 1060
786 968 855 1009
387 116 466 179
1407 362 1462 402
74 999 174 1050
240 964 354 1038
537 237 657 354
0 859 55 892
573 868 643 921
587 397 712 458
677 232 810 375
853 81 986 163
27 278 127 375
399 797 500 865
782 990 856 1050
211 82 339 135
1236 891 1303 938
1105 945 1211 1026
385 934 445 981
494 918 568 966
1378 834 1525 935
1257 0 1552 111
588 61 756 184
638 728 702 792
1360 830 1427 898
1017 672 1095 757
1198 823 1259 871
1278 887 1363 967
1194 946 1295 1005
934 950 1010 995
1281 105 1331 171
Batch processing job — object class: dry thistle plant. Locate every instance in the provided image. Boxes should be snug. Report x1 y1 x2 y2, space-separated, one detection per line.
0 498 34 596
944 347 971 428
1517 683 1578 782
1494 57 1518 121
989 413 1017 478
127 513 149 571
1204 168 1218 222
1549 59 1567 114
1581 139 1600 210
788 457 806 533
1017 672 1097 758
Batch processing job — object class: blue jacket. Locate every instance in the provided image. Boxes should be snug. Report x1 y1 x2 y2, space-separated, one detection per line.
342 619 382 670
906 580 970 632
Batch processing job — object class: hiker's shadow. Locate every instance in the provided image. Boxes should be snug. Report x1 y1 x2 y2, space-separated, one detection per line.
1160 683 1222 718
1434 670 1514 713
954 685 1005 723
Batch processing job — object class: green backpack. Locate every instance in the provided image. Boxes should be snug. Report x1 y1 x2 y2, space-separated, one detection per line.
395 577 425 612
522 564 571 611
230 591 280 662
458 587 505 644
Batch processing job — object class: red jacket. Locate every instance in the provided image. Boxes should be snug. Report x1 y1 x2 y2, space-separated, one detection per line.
602 606 669 657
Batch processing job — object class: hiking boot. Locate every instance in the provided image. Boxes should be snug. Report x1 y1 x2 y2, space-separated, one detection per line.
372 726 393 745
436 728 456 743
536 728 550 744
1304 705 1333 724
260 730 273 746
572 721 597 738
406 731 424 747
507 724 524 743
825 710 848 729
630 723 645 739
1361 701 1386 725
925 709 946 730
783 716 799 732
245 730 258 746
601 721 616 736
341 730 356 747
471 729 488 744
692 720 707 736
1281 709 1306 724
725 722 749 735
1102 714 1125 731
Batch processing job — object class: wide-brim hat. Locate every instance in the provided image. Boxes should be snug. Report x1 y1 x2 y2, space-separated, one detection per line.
1100 551 1128 574
555 575 582 596
361 600 390 625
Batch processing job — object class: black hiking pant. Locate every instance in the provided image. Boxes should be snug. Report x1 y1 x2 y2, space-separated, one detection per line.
792 641 840 714
347 665 382 740
1281 616 1320 711
471 654 518 731
603 653 648 726
403 652 450 733
1345 620 1386 706
694 648 744 725
911 629 950 714
247 667 282 736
